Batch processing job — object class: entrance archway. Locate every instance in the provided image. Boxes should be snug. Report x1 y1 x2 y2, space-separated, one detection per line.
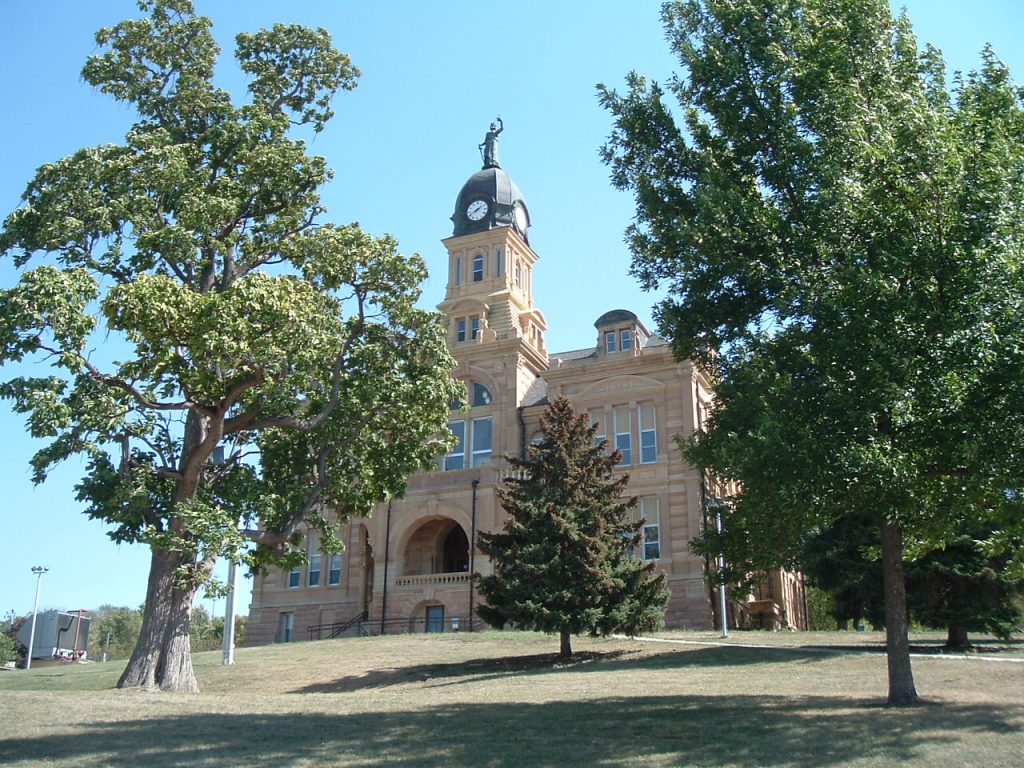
402 518 470 576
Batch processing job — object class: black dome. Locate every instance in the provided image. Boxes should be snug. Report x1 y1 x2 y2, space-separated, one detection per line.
451 165 530 242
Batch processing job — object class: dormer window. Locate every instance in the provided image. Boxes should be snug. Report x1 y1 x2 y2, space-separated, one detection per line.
594 310 652 356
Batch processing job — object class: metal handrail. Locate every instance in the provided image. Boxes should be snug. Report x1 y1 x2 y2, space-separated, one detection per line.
307 610 368 641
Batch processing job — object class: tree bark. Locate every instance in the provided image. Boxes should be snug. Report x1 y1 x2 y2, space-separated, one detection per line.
559 629 572 658
880 522 920 706
117 547 199 692
946 624 971 651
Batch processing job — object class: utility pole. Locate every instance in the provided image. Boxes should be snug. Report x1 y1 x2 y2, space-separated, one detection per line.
25 566 48 670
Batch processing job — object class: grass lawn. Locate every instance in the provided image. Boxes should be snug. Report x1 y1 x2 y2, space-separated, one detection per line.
0 630 1021 767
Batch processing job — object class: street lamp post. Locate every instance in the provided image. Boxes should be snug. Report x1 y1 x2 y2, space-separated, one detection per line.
25 566 48 671
714 508 729 639
222 559 237 666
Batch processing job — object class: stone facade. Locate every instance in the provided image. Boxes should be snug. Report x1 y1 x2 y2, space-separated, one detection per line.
246 151 807 645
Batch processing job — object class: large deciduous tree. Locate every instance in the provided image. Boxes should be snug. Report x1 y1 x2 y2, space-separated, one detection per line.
476 397 668 657
0 0 460 691
601 0 1024 705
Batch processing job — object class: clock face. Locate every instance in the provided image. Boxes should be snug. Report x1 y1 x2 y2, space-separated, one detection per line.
514 202 528 232
466 200 488 222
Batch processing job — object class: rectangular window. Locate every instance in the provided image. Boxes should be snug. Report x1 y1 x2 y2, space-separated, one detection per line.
639 404 657 464
589 408 606 449
614 406 631 466
471 315 481 340
473 254 484 282
620 329 633 350
280 612 294 643
496 249 503 277
287 566 301 588
308 547 321 588
471 417 492 467
515 262 522 288
445 421 465 470
328 553 342 585
455 257 461 285
605 331 617 353
640 497 661 560
456 318 466 342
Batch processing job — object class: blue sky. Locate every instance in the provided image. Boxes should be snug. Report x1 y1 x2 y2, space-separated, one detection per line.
1 0 1022 619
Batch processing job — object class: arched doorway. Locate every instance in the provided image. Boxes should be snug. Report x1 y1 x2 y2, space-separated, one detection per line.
443 525 469 573
402 518 470 576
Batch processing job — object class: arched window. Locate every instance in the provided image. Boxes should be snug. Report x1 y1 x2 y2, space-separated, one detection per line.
472 382 492 407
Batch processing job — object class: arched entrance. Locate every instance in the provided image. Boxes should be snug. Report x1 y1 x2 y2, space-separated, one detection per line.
402 518 470 576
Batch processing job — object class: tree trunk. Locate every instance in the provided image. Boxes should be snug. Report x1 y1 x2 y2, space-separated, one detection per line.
880 522 920 706
946 624 971 651
117 547 199 692
559 629 572 658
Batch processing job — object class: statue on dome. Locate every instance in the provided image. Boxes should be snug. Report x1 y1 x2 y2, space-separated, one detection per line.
480 116 504 168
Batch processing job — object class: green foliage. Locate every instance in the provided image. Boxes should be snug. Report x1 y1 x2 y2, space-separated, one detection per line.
0 0 460 689
0 614 18 666
476 398 669 652
906 534 1023 641
804 586 838 632
602 0 1024 570
802 515 887 630
88 604 247 659
804 516 1023 640
601 0 1024 702
88 605 145 660
0 0 459 584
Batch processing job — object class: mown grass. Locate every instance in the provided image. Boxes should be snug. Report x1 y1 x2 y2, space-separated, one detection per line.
0 630 1021 767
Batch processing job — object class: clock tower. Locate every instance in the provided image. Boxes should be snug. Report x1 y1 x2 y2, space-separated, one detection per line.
436 119 548 488
439 121 547 383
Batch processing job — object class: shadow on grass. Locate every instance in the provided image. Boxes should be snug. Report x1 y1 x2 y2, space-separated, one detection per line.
2 694 1021 767
798 639 1024 657
294 645 831 694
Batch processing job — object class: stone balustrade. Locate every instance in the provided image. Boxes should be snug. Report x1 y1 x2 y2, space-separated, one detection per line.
395 572 472 587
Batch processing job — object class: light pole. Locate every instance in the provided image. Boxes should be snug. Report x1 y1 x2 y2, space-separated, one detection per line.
714 507 729 639
221 559 237 666
25 566 48 670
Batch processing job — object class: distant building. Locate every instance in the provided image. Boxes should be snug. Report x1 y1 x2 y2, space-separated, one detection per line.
246 132 806 644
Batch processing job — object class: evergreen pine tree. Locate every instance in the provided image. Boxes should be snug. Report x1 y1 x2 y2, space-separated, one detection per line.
476 397 668 657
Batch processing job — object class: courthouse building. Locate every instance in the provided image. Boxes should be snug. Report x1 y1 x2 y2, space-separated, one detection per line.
246 129 806 643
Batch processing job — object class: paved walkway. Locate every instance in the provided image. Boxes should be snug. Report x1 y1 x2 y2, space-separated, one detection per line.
620 634 1024 664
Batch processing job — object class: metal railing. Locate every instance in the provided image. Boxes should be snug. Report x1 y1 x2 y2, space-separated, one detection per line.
307 610 368 641
358 616 475 636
